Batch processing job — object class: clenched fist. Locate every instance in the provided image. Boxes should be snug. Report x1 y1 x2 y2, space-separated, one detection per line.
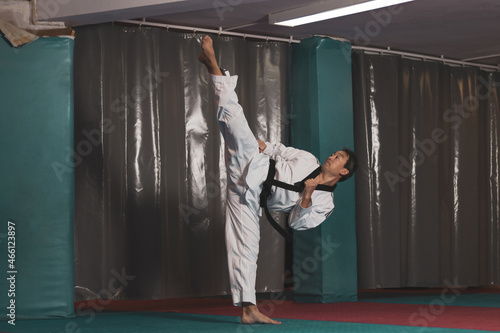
303 178 319 197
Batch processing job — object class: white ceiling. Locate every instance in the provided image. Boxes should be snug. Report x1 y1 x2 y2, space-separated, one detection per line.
37 0 500 66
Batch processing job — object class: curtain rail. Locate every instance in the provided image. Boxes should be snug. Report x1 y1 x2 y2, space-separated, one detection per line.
115 20 499 71
463 54 500 62
116 19 300 44
352 46 499 72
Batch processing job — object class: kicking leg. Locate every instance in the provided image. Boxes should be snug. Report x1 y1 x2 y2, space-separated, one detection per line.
200 36 260 182
199 35 223 76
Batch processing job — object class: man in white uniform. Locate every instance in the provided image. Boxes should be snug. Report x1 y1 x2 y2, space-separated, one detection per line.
199 35 357 325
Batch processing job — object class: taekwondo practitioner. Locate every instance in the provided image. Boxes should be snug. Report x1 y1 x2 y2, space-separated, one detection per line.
198 35 357 325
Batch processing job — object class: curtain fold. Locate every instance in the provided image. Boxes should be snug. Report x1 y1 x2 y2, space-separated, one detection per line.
353 51 500 289
73 24 290 300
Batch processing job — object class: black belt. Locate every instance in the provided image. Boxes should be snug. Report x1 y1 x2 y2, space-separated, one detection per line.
259 159 336 242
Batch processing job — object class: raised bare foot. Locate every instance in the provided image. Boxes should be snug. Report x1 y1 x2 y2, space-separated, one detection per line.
241 304 281 325
198 35 222 76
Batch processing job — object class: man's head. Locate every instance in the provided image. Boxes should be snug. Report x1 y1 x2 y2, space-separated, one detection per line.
338 147 357 182
322 148 357 183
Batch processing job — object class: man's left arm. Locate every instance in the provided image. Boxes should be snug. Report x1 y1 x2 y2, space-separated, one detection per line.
288 193 334 230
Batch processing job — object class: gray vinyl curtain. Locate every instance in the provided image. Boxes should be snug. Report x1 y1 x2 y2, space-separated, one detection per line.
73 24 290 301
352 51 500 289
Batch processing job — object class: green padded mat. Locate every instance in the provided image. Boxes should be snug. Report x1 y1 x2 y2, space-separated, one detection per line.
0 36 75 320
1 311 499 333
362 294 500 308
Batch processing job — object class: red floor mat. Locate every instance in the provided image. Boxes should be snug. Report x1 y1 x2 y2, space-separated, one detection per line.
76 293 500 332
176 301 500 331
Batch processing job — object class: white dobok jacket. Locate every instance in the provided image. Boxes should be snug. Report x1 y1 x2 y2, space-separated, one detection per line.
245 142 335 231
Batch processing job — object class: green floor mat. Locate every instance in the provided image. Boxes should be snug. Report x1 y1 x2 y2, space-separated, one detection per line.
1 311 498 333
361 293 500 308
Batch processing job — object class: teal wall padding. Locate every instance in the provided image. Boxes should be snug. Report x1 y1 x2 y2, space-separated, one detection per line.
0 36 75 319
291 37 357 303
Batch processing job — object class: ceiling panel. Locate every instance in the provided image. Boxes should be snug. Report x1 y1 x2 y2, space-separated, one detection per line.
34 0 500 66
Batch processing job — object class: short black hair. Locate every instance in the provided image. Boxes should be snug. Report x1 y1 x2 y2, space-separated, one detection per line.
339 147 357 182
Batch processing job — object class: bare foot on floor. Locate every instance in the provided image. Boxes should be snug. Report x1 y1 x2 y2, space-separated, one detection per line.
198 35 222 76
241 304 281 325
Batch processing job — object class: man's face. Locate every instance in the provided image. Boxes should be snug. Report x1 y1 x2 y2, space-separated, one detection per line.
322 150 349 178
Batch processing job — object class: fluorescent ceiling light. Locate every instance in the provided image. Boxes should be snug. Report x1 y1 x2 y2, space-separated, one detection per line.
269 0 415 27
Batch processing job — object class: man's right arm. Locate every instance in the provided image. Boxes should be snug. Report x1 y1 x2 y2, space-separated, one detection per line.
261 142 311 162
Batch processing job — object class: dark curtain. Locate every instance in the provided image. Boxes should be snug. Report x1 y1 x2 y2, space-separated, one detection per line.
73 24 290 300
353 51 500 289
